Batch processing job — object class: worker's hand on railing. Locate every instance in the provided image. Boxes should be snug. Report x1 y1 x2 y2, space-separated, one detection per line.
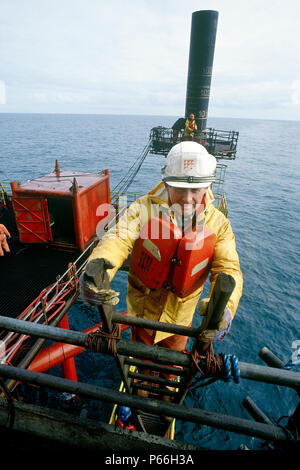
79 258 120 306
0 224 10 256
197 297 232 343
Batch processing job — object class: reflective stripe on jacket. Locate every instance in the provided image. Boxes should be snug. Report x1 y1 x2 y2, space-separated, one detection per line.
88 182 243 343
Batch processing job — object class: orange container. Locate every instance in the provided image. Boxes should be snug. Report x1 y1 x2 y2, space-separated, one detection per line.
11 166 110 251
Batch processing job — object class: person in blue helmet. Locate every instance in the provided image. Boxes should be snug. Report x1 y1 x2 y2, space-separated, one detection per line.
115 405 137 430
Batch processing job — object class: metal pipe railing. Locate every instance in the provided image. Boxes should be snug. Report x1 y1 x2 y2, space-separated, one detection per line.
243 396 273 425
259 346 286 369
0 364 290 442
112 312 200 337
0 315 300 389
124 357 187 376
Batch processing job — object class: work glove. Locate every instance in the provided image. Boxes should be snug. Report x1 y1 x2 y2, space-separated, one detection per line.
0 224 10 256
198 297 232 343
79 258 120 306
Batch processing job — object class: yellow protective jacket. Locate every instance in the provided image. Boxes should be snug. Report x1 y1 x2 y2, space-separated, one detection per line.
184 118 197 137
88 182 243 343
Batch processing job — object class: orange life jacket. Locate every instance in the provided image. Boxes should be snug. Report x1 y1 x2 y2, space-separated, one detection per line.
129 216 182 290
129 216 215 298
116 418 136 431
188 119 196 130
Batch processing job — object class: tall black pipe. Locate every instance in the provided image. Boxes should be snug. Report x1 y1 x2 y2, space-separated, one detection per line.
185 10 218 131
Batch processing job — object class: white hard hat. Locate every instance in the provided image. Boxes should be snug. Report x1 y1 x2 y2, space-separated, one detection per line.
161 141 216 188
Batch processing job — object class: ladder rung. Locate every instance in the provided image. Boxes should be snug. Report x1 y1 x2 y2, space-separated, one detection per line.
124 358 187 377
132 382 178 397
128 371 184 389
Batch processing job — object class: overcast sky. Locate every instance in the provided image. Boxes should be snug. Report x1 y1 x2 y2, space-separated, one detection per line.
1 0 299 120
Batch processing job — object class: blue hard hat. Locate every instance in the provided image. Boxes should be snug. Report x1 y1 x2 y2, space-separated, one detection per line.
117 406 131 421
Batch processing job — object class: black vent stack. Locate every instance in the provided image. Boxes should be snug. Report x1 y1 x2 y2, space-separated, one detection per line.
185 10 218 131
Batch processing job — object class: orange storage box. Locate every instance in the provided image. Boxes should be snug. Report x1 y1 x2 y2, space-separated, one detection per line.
11 165 110 251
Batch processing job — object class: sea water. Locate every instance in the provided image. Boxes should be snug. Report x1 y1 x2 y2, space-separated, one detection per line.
0 113 299 450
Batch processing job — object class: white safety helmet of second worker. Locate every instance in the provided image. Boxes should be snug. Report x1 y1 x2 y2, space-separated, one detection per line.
161 141 216 188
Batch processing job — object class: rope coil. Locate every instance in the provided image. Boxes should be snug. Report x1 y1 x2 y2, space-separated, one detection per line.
86 324 122 356
187 343 223 389
187 344 240 390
